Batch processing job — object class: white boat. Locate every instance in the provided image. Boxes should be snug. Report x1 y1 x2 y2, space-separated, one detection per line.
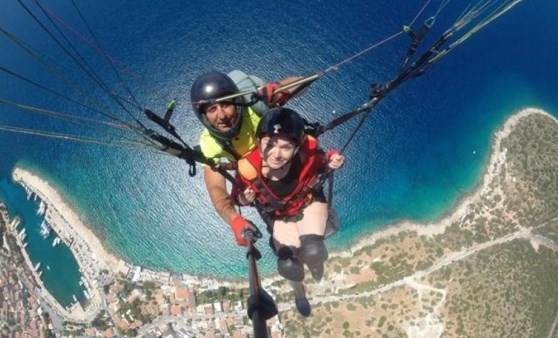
72 295 78 302
52 237 61 247
34 262 41 271
46 265 51 271
18 228 26 237
11 217 21 229
40 221 51 239
21 233 27 241
38 271 43 277
37 201 46 215
22 242 28 248
83 290 91 299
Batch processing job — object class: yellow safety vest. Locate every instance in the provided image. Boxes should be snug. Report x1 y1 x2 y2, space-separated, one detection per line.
199 107 261 162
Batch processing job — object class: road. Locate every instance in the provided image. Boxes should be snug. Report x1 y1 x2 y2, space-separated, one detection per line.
277 226 558 314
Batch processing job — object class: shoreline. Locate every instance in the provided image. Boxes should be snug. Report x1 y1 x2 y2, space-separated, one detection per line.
336 107 557 258
12 168 121 322
7 107 556 283
12 168 121 271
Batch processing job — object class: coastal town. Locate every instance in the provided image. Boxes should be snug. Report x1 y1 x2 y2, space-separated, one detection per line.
0 179 284 338
1 108 558 337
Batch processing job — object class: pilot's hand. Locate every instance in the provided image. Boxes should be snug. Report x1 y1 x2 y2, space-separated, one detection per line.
229 215 255 246
258 82 289 107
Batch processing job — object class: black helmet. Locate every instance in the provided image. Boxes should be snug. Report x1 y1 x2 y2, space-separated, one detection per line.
190 71 243 140
257 107 305 146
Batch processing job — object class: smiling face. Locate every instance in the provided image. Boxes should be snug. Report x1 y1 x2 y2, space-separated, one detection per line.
204 102 239 133
259 135 297 169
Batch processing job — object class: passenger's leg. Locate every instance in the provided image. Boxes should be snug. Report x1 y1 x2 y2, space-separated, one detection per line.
272 220 310 316
300 234 328 281
296 201 329 280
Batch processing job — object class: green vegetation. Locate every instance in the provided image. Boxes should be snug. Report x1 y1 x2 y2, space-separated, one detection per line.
91 311 110 331
197 286 247 304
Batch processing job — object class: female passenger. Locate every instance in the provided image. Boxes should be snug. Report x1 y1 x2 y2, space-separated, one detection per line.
230 107 345 317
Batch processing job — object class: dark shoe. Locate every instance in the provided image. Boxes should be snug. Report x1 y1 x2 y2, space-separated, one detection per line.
295 297 311 317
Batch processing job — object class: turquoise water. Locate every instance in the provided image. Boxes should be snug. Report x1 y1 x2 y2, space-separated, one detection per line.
0 0 557 284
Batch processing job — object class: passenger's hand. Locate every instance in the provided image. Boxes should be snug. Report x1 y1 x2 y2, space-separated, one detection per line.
237 188 256 206
229 215 255 246
258 82 289 107
326 150 345 170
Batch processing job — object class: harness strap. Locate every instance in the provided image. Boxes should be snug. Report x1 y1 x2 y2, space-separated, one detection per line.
214 138 242 161
252 178 287 211
401 18 434 69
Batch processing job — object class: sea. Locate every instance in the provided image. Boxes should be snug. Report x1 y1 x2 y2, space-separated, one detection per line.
0 0 556 303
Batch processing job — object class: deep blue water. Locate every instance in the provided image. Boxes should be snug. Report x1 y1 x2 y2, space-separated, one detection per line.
1 0 557 284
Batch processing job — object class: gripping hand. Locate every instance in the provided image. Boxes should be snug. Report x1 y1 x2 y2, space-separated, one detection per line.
326 149 345 170
229 215 254 246
258 82 289 107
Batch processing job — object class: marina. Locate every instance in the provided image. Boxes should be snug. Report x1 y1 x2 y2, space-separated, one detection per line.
3 176 91 315
10 167 119 323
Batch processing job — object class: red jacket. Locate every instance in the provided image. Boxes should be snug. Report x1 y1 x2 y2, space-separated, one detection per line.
232 136 328 218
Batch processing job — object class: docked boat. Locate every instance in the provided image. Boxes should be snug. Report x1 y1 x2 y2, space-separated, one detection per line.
72 295 78 302
38 270 43 277
52 237 61 247
34 262 41 271
83 290 91 299
37 201 46 215
22 242 28 248
10 217 21 229
40 221 51 239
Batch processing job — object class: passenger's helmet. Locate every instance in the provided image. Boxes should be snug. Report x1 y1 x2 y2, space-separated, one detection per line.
256 107 305 146
190 71 243 140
